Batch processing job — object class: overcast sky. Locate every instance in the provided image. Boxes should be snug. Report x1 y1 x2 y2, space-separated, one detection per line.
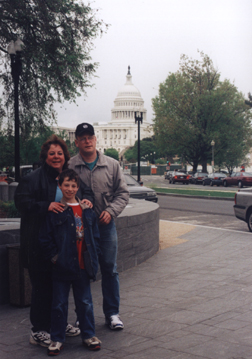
55 0 252 128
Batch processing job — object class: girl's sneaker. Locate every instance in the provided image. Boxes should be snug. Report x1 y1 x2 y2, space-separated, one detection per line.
47 341 63 356
83 337 101 351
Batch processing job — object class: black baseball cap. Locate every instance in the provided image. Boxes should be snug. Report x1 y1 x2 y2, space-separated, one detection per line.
75 123 95 137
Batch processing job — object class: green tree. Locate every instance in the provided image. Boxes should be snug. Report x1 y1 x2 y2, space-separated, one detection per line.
152 51 252 172
124 137 162 163
0 126 15 168
104 148 119 161
245 92 252 108
0 0 107 134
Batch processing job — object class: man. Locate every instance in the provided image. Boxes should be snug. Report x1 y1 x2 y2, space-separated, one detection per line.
69 123 129 330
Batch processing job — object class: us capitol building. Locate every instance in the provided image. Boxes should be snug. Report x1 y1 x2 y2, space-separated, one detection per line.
54 66 153 157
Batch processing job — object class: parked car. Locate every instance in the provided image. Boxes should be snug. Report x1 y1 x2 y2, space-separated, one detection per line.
123 174 158 202
7 165 34 183
190 172 208 184
234 188 252 231
202 173 227 186
222 172 252 188
169 170 190 184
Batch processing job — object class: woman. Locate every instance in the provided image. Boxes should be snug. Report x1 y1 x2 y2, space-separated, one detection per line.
14 135 93 348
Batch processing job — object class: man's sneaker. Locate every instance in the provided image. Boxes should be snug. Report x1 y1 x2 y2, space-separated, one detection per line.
30 330 51 347
65 323 80 337
47 341 63 356
83 337 101 351
105 315 124 330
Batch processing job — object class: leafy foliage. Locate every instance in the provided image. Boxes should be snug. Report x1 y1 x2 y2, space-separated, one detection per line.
124 137 163 163
0 0 107 133
152 51 252 172
104 148 119 161
0 201 20 218
0 125 54 167
245 92 252 108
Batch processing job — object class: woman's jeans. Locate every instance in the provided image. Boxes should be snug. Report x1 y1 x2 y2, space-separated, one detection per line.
51 270 95 342
99 218 120 318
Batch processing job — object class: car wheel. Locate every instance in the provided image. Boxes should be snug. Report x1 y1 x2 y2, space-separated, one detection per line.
223 180 228 187
210 181 213 186
247 210 252 232
172 179 175 184
238 181 243 188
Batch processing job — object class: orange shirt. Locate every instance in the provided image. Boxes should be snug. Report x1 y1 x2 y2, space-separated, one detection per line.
67 203 86 269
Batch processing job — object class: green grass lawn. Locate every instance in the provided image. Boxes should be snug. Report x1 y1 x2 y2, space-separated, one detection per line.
153 187 236 198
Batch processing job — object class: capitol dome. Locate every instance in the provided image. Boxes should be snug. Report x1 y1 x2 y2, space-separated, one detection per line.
53 66 153 156
110 66 147 124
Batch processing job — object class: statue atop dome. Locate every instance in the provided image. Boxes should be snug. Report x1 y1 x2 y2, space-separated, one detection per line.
127 65 131 75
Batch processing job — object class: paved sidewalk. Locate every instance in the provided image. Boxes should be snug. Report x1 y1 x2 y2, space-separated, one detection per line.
1 221 252 358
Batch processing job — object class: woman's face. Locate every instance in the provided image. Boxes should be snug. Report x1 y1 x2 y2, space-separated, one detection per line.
45 144 65 172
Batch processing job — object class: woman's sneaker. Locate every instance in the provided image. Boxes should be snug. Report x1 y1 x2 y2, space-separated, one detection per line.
83 337 101 351
105 314 124 330
30 330 51 347
65 323 80 337
47 341 63 356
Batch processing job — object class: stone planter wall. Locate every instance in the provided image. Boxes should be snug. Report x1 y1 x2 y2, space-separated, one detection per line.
0 199 159 305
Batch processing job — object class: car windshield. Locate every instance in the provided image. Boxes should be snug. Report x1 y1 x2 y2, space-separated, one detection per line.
242 172 252 177
124 175 140 186
213 173 226 177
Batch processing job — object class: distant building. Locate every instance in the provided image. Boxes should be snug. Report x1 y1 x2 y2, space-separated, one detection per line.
53 66 153 156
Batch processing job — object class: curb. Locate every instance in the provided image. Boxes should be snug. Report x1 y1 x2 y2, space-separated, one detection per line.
156 191 235 201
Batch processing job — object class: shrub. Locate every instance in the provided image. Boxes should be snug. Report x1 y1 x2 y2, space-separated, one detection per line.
0 201 20 218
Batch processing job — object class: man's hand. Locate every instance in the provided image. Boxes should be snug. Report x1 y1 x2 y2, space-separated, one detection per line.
48 202 65 213
99 211 112 225
81 199 93 208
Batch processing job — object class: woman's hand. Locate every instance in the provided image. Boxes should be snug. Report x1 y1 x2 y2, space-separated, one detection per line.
81 199 93 208
48 202 65 213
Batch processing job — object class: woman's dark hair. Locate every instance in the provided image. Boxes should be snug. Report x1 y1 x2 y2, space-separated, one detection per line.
40 134 70 170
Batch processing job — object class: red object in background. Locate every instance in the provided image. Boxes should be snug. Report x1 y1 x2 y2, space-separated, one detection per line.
0 174 7 183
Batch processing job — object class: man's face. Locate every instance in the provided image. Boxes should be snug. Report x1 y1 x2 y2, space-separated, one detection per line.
75 133 97 157
59 178 79 202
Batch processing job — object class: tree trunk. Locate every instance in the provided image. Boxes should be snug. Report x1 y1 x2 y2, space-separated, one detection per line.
201 160 207 173
193 163 198 172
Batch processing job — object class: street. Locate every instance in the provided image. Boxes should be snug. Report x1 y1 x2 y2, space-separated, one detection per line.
139 175 250 233
158 194 249 232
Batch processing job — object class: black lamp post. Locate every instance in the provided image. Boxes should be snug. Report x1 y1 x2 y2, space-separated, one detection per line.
134 110 143 183
211 140 215 174
7 39 23 182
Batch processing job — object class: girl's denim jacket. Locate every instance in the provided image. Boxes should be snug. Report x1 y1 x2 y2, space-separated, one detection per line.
39 197 100 281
